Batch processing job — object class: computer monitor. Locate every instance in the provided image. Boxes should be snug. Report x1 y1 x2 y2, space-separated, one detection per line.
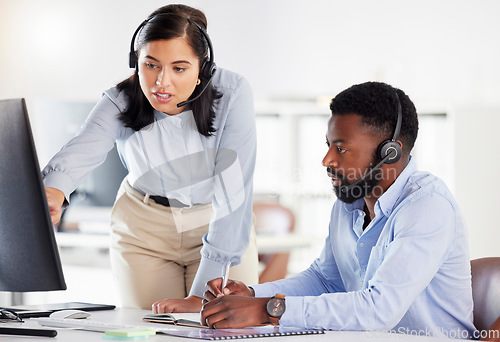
0 98 66 292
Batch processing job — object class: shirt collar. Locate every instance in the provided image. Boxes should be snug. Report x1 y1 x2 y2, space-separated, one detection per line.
154 109 193 122
376 156 416 217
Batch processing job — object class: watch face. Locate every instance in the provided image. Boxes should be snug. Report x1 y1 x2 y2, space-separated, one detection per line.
267 297 285 318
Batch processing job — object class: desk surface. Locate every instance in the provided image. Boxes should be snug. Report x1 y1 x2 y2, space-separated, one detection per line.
55 232 324 254
0 307 468 341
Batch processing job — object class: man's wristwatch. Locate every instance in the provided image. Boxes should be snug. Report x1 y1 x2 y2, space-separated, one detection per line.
266 294 286 325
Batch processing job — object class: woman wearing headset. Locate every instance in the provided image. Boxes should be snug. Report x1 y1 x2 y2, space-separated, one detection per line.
43 4 259 312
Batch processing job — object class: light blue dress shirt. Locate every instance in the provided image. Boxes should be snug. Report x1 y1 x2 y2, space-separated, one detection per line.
42 68 256 298
253 158 476 339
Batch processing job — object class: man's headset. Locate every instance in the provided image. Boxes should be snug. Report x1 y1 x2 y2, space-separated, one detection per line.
128 15 217 108
327 92 403 194
376 92 403 165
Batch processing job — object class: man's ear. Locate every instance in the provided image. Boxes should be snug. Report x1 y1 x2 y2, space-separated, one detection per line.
396 139 410 161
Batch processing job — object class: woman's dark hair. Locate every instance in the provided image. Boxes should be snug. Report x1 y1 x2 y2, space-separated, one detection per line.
329 81 419 156
117 4 222 136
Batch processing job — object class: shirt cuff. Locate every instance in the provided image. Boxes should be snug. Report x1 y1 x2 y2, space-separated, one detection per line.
42 170 75 203
189 256 226 298
279 295 305 328
251 283 274 297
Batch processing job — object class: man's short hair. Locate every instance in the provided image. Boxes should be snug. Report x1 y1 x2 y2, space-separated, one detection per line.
330 82 419 156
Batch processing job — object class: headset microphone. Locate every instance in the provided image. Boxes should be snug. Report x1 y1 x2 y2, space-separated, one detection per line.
176 75 214 108
334 151 396 194
327 92 403 195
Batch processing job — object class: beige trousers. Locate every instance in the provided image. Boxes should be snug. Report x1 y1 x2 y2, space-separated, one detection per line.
109 178 259 309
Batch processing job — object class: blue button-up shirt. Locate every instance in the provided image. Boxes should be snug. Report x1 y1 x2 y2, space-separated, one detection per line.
253 158 476 338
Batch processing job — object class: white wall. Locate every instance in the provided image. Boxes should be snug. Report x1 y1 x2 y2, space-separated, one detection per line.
1 0 499 260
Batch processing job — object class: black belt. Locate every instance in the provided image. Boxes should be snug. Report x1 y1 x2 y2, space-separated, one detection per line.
150 195 189 208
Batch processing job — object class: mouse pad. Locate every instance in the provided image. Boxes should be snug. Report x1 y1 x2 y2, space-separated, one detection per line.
3 301 116 318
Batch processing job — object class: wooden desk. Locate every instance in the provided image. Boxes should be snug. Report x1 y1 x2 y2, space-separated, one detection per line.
0 308 468 341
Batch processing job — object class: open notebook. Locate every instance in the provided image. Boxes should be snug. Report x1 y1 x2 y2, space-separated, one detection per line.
143 313 325 340
143 313 204 328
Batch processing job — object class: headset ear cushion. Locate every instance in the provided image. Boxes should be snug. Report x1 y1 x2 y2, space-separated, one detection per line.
378 140 402 164
129 51 137 69
200 58 216 80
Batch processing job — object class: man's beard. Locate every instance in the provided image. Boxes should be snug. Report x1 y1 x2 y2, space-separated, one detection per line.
332 156 383 204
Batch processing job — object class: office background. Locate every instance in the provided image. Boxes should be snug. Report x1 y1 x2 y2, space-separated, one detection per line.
1 0 499 305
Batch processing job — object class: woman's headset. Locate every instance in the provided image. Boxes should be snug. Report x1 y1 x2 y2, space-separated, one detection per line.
128 14 216 83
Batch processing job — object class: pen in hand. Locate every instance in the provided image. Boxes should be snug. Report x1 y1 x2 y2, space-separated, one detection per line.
221 261 231 295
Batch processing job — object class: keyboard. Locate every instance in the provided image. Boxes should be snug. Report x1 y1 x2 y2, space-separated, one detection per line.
32 317 154 333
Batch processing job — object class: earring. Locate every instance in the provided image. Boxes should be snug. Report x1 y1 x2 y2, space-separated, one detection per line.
196 79 201 86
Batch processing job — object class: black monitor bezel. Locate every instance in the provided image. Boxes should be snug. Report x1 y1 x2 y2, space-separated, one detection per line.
0 98 66 292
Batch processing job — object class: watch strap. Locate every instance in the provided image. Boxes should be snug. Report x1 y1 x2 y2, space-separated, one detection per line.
269 315 280 325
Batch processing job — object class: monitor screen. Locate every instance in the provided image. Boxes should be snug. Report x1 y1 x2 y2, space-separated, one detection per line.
0 98 66 292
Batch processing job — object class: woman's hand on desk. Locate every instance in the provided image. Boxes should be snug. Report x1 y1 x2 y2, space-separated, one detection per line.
152 295 203 313
45 187 65 224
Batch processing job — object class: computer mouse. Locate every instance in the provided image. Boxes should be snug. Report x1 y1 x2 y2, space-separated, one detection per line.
49 309 91 319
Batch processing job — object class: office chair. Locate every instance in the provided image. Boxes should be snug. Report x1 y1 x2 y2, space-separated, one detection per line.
253 202 295 283
471 257 500 341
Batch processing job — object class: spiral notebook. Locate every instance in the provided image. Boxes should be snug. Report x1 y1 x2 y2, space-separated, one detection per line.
157 325 325 340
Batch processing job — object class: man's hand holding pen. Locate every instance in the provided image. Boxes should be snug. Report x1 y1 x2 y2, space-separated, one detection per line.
201 261 267 329
201 277 268 329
